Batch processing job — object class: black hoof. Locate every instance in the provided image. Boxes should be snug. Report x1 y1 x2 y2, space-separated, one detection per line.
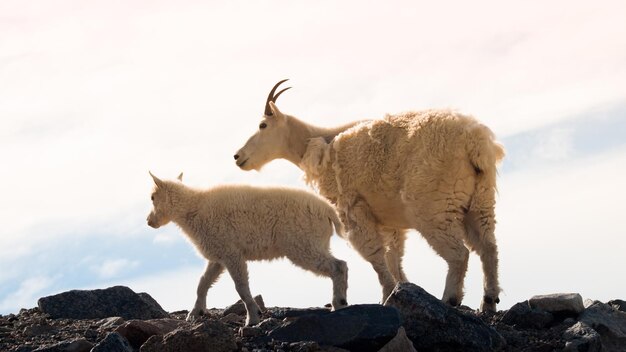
483 295 500 305
447 298 459 307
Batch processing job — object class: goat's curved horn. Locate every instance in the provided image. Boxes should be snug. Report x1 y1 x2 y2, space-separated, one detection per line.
265 79 290 116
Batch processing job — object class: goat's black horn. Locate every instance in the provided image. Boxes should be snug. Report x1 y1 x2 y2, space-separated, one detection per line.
264 79 290 116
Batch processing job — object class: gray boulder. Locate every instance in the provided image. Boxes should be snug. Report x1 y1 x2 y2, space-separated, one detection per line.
562 322 601 352
529 293 584 315
114 318 188 350
140 320 237 352
222 295 265 316
91 332 133 352
501 301 554 329
608 299 626 313
38 286 168 320
269 304 401 352
579 301 626 352
384 282 505 352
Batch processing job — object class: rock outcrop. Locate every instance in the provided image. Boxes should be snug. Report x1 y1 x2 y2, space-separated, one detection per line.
37 286 168 320
1 284 624 352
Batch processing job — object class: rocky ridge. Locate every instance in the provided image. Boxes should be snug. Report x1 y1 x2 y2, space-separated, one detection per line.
0 283 624 351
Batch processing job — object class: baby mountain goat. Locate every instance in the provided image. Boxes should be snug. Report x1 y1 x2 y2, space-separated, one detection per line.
235 80 505 312
146 172 348 325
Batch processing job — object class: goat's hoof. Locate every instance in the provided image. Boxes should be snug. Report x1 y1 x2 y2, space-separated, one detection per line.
480 296 500 312
446 297 460 307
186 307 209 322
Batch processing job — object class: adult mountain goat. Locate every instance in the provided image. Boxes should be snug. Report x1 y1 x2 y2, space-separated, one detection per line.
234 80 505 311
146 172 348 325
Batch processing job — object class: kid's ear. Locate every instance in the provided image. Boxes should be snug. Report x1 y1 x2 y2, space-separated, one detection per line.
149 171 164 188
177 172 183 181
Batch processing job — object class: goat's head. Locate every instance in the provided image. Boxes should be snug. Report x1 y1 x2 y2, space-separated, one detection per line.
234 79 292 171
146 171 183 228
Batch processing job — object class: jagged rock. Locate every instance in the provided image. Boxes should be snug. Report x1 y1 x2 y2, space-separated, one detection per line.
114 318 188 350
97 317 125 330
140 320 237 352
501 301 554 329
579 301 626 352
269 304 400 352
23 324 57 337
529 293 585 315
33 339 94 352
91 332 133 352
562 322 601 352
608 299 626 313
222 295 266 316
38 286 168 320
219 313 243 324
377 327 417 352
384 282 505 351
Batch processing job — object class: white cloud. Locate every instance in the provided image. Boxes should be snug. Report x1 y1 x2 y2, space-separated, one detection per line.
0 276 56 312
531 128 574 162
95 259 140 279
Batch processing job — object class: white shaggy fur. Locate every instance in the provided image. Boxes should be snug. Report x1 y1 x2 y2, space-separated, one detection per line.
235 98 504 312
146 173 348 325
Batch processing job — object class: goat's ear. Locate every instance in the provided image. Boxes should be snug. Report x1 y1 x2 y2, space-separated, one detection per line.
268 101 285 119
177 172 183 182
149 171 164 188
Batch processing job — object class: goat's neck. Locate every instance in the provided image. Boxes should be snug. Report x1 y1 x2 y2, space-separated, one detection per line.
283 115 359 166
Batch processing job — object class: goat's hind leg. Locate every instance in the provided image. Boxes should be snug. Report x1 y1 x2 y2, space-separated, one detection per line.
464 210 501 312
381 227 408 283
420 219 470 307
288 248 348 311
344 199 396 302
223 259 261 326
187 261 224 322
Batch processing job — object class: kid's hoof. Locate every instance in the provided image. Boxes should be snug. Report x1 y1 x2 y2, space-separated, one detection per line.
186 307 210 322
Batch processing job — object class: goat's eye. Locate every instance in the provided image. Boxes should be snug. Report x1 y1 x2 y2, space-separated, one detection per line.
259 122 267 129
151 195 154 201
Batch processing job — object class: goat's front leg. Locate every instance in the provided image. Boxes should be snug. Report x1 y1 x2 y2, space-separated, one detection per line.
187 261 224 322
224 259 261 326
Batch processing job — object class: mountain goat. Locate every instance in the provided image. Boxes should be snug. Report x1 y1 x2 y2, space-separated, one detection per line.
234 80 505 312
146 172 348 325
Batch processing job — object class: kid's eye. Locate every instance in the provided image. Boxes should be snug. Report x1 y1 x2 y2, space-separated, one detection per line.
259 122 267 129
151 195 154 201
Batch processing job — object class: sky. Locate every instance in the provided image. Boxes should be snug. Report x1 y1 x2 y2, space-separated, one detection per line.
1 0 625 315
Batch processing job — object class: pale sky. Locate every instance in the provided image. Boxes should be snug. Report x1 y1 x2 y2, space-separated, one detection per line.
1 0 625 314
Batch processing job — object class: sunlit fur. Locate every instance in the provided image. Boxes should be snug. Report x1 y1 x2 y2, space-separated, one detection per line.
236 102 505 312
147 173 348 325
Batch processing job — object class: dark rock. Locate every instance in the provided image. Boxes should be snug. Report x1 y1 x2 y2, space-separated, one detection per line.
384 282 504 352
223 295 266 316
269 304 401 352
378 327 417 352
529 293 585 315
608 299 626 313
90 332 133 352
579 301 626 352
32 338 94 352
114 318 188 350
38 286 168 320
268 307 331 320
562 322 601 352
239 326 262 338
501 301 554 329
139 320 237 352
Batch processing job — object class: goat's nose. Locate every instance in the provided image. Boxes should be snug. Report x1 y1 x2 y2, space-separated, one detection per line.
234 154 240 160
